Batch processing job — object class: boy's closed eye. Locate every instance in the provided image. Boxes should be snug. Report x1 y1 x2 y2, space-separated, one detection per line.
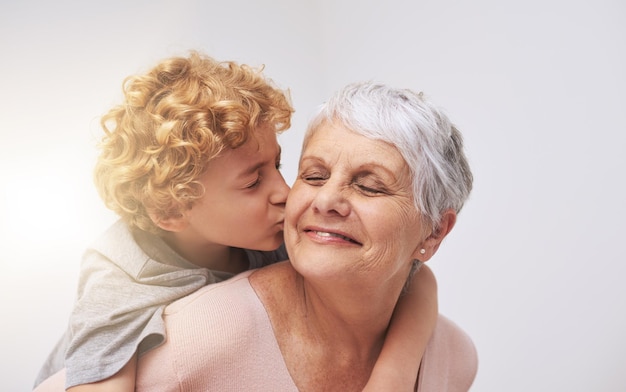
245 176 262 189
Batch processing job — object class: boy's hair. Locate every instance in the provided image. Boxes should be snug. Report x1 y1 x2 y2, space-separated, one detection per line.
94 51 293 234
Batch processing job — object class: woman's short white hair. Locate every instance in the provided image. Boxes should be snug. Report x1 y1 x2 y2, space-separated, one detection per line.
304 81 473 231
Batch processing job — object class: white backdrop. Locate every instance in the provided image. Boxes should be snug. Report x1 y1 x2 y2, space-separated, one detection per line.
1 1 625 391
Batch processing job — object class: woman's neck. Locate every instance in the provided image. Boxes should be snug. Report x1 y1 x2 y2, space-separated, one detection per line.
301 277 399 361
251 262 395 391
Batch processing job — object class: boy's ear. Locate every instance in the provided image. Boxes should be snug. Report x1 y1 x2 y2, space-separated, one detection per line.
412 209 457 262
148 210 189 233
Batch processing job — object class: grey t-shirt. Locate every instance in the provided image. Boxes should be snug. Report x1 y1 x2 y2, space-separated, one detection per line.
34 219 287 389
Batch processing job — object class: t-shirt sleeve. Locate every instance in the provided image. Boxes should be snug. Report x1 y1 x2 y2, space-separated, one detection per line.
64 248 209 389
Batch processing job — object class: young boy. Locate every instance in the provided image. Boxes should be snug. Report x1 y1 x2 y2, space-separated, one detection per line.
33 51 437 392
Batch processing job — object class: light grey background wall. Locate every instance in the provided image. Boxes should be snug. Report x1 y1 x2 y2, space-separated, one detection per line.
1 1 624 391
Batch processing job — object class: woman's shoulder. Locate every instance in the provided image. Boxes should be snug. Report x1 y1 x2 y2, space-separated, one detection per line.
249 261 295 299
417 314 478 391
163 269 257 315
137 267 296 391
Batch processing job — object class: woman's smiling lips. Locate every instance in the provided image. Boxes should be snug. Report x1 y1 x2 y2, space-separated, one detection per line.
303 227 361 245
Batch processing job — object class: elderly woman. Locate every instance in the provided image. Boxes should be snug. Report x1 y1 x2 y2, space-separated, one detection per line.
135 81 476 390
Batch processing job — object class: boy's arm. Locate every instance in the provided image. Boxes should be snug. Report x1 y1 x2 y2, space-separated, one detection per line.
66 353 137 392
363 264 438 392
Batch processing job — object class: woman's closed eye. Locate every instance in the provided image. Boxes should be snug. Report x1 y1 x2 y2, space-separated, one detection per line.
354 177 388 195
357 184 383 195
301 169 328 184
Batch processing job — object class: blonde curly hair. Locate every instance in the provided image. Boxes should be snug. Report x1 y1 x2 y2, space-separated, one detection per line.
94 51 293 234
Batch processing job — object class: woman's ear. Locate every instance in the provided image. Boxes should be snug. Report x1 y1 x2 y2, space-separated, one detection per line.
148 210 189 233
413 209 457 262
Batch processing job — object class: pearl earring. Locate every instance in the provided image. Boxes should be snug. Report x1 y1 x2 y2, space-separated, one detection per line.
419 249 426 255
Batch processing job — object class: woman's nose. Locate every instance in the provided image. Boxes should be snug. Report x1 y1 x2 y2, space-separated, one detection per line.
311 180 350 217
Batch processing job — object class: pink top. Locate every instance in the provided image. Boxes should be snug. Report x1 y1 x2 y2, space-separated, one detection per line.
35 270 478 391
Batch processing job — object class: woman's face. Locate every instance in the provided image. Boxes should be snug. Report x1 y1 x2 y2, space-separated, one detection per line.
285 121 427 287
